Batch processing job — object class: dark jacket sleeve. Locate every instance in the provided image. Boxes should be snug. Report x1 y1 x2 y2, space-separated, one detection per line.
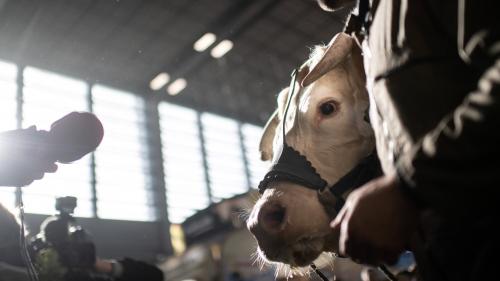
116 258 163 281
396 35 500 217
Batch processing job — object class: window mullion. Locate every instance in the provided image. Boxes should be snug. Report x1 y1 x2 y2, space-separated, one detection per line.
197 111 213 204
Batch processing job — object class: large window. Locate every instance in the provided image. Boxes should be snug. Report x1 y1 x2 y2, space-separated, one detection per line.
201 113 248 201
21 67 93 217
241 123 267 188
0 66 155 221
159 103 209 224
0 60 18 210
0 62 266 223
159 103 265 223
92 85 154 221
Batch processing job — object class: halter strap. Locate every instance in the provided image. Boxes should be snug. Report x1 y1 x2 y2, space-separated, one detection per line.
326 153 382 212
258 67 381 213
258 68 327 194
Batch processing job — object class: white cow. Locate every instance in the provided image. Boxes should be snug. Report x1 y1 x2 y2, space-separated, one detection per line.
246 33 377 278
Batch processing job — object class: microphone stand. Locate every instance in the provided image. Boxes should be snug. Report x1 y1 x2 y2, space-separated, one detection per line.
16 185 39 281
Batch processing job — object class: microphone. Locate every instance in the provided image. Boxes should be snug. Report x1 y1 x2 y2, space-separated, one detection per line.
44 111 104 163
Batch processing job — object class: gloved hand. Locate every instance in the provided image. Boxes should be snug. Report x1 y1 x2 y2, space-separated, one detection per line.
0 127 58 187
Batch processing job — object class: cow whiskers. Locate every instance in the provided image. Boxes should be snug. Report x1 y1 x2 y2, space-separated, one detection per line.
252 248 269 271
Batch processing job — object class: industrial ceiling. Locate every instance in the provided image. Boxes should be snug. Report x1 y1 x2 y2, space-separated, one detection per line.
0 0 347 125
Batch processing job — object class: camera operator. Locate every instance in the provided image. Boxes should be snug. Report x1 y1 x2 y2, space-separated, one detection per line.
0 125 58 281
1 202 163 281
0 125 60 281
1 113 162 281
31 197 164 281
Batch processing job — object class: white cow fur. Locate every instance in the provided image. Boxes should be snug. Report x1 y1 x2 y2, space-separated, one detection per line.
247 33 375 279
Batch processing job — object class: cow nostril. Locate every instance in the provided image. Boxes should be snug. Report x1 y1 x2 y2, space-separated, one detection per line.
259 203 286 232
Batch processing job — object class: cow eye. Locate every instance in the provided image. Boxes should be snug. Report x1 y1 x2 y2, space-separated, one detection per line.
319 102 337 116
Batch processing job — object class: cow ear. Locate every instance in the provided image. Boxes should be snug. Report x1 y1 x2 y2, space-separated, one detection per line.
259 110 279 161
301 33 354 87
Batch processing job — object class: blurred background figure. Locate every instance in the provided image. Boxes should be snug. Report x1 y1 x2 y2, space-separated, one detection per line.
0 203 26 281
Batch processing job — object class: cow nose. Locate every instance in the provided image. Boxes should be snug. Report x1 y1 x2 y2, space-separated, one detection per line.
258 202 287 233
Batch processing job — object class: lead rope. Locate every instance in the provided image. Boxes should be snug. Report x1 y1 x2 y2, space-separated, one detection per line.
310 263 329 281
378 264 398 281
311 263 397 281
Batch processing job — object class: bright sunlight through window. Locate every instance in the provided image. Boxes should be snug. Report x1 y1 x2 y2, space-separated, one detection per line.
92 85 154 221
0 62 264 224
159 103 209 223
22 67 93 217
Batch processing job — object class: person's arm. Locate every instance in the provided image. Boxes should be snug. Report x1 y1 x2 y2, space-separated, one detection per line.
95 258 163 281
397 39 500 218
330 26 500 266
95 259 124 278
0 127 58 187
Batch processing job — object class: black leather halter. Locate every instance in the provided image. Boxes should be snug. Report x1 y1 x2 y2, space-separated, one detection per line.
258 68 381 213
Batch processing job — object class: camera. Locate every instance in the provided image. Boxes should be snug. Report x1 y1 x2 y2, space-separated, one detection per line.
30 196 96 270
55 196 77 215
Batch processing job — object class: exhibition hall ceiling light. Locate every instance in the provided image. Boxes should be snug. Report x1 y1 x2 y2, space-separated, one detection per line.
149 72 170 90
193 33 217 52
167 78 187 96
210 40 233 58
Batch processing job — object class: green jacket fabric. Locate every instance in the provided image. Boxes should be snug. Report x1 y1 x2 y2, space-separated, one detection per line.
361 0 499 280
